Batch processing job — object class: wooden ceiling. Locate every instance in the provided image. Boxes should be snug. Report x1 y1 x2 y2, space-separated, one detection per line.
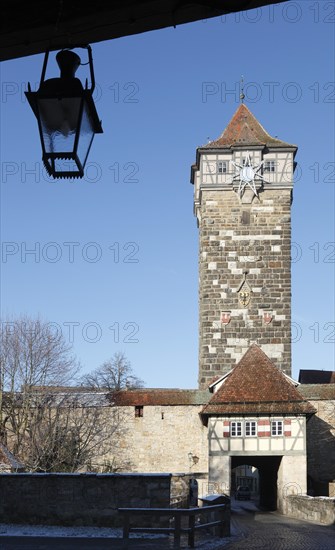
1 0 287 61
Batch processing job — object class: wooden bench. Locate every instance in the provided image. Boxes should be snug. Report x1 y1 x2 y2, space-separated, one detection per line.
118 503 229 549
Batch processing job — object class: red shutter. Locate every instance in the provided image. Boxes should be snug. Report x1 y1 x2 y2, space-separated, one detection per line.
223 420 230 438
258 419 270 437
284 419 291 437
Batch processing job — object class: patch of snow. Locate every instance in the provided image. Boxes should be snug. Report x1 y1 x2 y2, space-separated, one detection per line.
0 524 122 538
0 523 238 547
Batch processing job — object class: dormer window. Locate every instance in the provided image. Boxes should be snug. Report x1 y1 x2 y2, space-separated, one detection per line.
217 161 227 174
264 160 276 173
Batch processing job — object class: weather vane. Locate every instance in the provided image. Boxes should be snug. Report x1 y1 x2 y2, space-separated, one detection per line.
240 75 245 103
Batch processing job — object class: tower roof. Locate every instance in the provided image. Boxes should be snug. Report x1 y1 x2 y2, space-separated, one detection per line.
204 104 297 150
201 344 316 418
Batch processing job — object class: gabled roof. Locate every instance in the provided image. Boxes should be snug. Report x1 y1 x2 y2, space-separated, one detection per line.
201 344 316 418
203 104 297 150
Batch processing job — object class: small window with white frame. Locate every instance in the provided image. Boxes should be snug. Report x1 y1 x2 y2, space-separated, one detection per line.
230 421 242 437
245 420 257 437
264 160 276 173
217 161 227 174
271 420 283 436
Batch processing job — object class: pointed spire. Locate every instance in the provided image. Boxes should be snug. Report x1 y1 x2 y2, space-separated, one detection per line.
204 104 297 150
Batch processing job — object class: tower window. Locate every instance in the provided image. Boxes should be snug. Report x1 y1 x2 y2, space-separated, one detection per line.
230 421 242 437
264 160 276 172
245 421 257 437
135 405 144 418
217 161 227 174
271 420 283 436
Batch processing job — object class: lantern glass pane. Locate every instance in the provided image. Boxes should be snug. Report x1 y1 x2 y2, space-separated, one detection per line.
37 97 82 153
48 158 81 174
76 102 95 167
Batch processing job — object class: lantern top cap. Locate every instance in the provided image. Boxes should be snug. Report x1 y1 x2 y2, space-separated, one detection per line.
56 50 81 80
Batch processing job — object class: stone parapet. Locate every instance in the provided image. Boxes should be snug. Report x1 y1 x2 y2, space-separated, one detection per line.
0 473 171 526
286 495 335 525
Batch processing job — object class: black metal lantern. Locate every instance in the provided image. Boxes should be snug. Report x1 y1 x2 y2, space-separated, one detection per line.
25 46 103 179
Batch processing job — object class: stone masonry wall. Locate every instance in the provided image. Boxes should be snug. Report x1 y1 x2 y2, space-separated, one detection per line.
0 473 171 526
112 405 208 476
198 188 292 387
305 399 335 490
170 474 196 507
286 495 335 525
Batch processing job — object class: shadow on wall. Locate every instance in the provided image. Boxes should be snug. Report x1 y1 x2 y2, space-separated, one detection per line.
306 413 335 496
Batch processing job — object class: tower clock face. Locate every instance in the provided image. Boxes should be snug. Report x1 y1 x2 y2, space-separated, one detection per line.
240 166 255 183
231 152 266 197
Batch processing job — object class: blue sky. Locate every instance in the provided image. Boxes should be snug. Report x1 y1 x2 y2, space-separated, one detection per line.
1 1 334 388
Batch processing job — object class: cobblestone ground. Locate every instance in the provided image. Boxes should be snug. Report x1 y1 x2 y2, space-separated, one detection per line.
223 501 335 550
0 504 334 549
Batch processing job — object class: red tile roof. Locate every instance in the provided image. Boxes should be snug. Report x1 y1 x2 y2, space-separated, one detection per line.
111 389 211 406
201 345 316 417
298 384 335 400
207 375 224 387
204 104 297 150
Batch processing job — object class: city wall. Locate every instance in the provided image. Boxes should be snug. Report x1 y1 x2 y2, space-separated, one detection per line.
0 472 177 526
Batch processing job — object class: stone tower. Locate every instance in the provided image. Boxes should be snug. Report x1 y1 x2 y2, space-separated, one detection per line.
191 104 297 388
